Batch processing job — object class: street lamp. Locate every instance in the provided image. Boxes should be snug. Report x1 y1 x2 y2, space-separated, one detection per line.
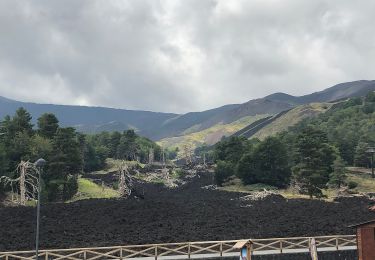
366 147 375 179
34 158 46 260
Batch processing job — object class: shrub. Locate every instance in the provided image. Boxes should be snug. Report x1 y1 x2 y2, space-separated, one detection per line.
215 161 235 186
347 181 358 189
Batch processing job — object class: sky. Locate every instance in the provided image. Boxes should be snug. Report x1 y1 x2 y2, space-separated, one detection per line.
0 0 374 113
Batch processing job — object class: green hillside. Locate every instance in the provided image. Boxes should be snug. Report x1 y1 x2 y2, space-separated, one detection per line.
212 91 375 198
159 115 268 151
252 103 333 140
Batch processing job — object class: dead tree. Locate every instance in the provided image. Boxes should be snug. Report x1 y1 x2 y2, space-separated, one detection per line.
183 144 193 165
162 167 169 181
117 161 133 198
161 147 166 166
148 148 154 165
0 161 39 206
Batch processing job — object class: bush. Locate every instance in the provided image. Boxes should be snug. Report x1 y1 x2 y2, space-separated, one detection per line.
215 161 235 186
237 137 291 187
347 181 358 189
63 175 79 200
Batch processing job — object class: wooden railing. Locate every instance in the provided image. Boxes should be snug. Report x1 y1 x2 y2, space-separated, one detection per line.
0 235 357 260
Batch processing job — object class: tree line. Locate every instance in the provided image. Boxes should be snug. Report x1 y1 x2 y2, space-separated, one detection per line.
214 91 375 198
0 107 166 202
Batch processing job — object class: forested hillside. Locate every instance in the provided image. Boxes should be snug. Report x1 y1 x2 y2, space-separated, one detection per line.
213 91 375 197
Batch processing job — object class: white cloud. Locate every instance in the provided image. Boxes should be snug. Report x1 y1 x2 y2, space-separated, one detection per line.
0 0 374 113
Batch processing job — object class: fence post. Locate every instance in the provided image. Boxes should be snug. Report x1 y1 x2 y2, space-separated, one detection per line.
84 250 87 260
220 242 223 257
188 243 191 259
45 252 48 260
280 240 283 253
336 237 339 250
120 247 123 260
5 254 8 260
155 246 158 260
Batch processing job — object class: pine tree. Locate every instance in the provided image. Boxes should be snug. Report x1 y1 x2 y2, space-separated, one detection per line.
37 113 59 139
354 142 370 167
292 127 337 198
329 157 347 188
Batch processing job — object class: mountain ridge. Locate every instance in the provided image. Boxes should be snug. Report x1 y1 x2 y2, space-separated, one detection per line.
0 80 374 141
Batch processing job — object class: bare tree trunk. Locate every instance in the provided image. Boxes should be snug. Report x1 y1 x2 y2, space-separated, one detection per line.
148 148 154 165
117 161 132 198
1 160 38 206
19 162 26 206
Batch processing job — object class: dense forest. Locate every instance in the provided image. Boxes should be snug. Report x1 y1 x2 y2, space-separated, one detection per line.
214 91 375 197
0 108 167 202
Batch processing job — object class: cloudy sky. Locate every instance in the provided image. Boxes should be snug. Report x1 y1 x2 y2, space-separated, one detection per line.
0 0 374 113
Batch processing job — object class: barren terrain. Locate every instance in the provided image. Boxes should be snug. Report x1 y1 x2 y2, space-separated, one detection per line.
0 172 374 251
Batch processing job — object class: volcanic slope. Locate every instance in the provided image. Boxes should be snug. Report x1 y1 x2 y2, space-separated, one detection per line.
0 172 374 251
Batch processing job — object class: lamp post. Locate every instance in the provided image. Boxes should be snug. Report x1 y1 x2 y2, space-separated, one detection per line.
366 147 375 178
34 158 46 260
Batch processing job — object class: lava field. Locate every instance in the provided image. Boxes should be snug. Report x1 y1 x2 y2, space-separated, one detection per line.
0 172 374 251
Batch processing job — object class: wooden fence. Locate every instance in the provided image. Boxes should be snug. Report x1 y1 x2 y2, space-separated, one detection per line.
0 235 357 260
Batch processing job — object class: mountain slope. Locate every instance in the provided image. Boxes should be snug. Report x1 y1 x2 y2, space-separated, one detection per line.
0 80 374 142
249 103 334 140
158 114 269 150
0 99 178 137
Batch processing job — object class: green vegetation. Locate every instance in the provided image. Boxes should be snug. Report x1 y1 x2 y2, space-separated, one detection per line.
0 107 163 202
328 157 347 188
69 178 119 202
213 91 375 198
237 137 290 188
159 115 268 152
291 127 337 198
252 103 332 140
0 108 83 201
215 161 235 186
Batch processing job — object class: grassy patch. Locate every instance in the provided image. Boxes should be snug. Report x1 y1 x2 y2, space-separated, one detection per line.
69 178 119 202
252 103 333 140
219 178 278 193
159 114 269 152
347 173 375 193
219 170 375 200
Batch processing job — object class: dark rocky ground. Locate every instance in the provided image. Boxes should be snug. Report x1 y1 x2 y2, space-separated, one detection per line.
0 172 374 251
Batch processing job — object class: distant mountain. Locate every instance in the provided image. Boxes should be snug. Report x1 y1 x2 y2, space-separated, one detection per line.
0 99 178 137
0 80 374 142
145 104 240 140
265 80 375 104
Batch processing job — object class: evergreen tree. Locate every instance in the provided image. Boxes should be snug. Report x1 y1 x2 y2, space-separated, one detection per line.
117 130 139 160
237 137 290 187
30 135 52 160
215 160 235 186
109 131 121 158
292 127 337 198
354 142 370 167
12 107 33 136
46 127 82 201
329 157 347 188
37 113 59 139
214 136 250 164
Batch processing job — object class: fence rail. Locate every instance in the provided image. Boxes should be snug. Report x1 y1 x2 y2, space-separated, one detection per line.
0 235 357 260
